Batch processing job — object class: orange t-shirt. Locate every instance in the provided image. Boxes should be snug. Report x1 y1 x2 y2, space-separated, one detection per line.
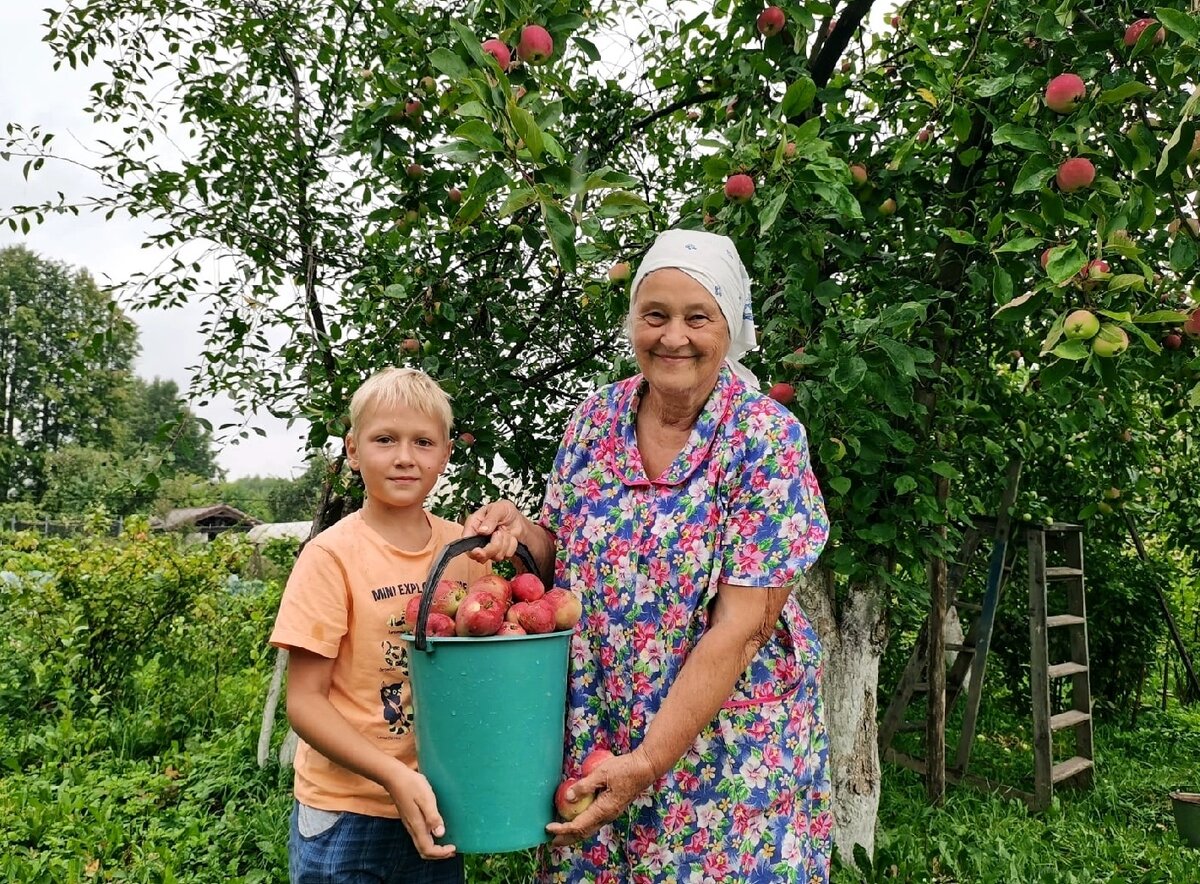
269 510 489 818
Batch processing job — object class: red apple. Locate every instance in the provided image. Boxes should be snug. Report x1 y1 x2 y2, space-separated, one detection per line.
555 777 594 821
505 601 528 625
495 622 526 637
481 39 511 71
400 337 420 353
849 163 868 185
427 612 456 637
517 25 554 64
724 173 755 203
1040 248 1055 270
1124 18 1164 48
879 198 898 216
607 261 631 282
917 128 931 144
1078 259 1110 288
448 187 463 204
511 572 546 603
455 591 505 637
458 432 475 447
783 141 797 159
1056 157 1095 193
403 594 424 631
1163 332 1183 350
430 580 468 618
768 382 795 405
756 6 786 37
469 573 512 608
516 598 556 634
581 748 614 778
543 588 583 630
890 14 901 28
1183 309 1200 338
1044 73 1085 114
403 99 422 120
406 163 425 180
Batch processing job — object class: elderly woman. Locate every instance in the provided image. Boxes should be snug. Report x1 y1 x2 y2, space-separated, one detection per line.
467 228 831 883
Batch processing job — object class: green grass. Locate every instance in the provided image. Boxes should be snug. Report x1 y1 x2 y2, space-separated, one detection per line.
842 705 1200 883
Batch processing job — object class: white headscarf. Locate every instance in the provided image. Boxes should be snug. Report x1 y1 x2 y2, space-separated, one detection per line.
628 229 759 390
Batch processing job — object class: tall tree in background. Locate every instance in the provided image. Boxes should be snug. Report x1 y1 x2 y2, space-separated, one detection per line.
6 0 1200 860
0 245 138 500
118 377 220 481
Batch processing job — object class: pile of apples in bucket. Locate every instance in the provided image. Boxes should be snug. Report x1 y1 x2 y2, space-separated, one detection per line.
404 572 581 637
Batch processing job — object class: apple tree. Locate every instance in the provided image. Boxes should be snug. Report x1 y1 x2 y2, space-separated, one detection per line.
7 0 1200 866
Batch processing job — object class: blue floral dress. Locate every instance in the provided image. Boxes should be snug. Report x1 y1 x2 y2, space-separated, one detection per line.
538 364 832 883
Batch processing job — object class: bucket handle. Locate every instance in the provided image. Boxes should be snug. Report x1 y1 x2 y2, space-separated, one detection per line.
413 534 539 651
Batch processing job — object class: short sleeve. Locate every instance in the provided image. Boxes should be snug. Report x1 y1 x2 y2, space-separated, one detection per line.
268 542 349 658
538 399 589 537
719 405 829 587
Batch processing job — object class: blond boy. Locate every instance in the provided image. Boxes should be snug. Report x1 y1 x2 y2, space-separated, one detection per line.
270 367 487 883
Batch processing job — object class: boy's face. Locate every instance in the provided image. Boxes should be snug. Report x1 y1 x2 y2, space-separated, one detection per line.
345 404 450 513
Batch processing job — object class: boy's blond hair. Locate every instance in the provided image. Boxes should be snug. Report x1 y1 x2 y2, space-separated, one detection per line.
348 367 453 440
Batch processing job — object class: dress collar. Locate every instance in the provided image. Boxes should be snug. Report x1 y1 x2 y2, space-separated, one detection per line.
605 363 740 488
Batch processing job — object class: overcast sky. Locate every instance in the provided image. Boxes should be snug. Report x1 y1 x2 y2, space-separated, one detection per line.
0 6 311 480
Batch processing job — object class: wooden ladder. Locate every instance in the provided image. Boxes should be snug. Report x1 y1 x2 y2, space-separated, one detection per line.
877 517 1018 769
1028 522 1095 810
879 460 1024 776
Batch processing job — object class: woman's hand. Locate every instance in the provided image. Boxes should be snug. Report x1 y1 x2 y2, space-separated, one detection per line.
463 500 523 563
545 751 658 846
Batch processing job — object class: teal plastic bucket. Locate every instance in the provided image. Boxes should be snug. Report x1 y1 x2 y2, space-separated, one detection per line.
402 536 571 854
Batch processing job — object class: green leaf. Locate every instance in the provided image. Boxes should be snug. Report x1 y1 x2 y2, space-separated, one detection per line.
831 355 868 392
930 462 961 480
452 120 503 151
894 475 918 495
942 228 977 244
1047 244 1087 285
780 77 817 116
595 191 651 219
759 190 788 234
1039 359 1075 387
1132 310 1190 324
994 235 1042 254
876 338 917 377
993 266 1013 303
429 47 468 80
829 476 852 495
1097 81 1155 105
1105 273 1146 292
1156 7 1200 43
1189 381 1200 408
1052 340 1090 360
993 290 1041 321
1096 309 1132 322
992 124 1050 154
541 200 577 274
974 75 1014 97
497 186 539 217
509 102 544 160
1169 236 1198 271
1013 155 1055 194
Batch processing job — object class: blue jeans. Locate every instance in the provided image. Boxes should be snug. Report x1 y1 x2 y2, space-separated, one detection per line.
289 802 465 884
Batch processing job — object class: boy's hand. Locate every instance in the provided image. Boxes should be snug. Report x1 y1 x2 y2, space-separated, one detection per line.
386 766 457 860
464 500 522 562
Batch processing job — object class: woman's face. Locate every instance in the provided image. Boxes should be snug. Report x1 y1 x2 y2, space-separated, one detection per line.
630 268 730 400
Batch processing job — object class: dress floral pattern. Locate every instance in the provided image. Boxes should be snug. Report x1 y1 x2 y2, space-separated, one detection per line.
538 364 832 883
